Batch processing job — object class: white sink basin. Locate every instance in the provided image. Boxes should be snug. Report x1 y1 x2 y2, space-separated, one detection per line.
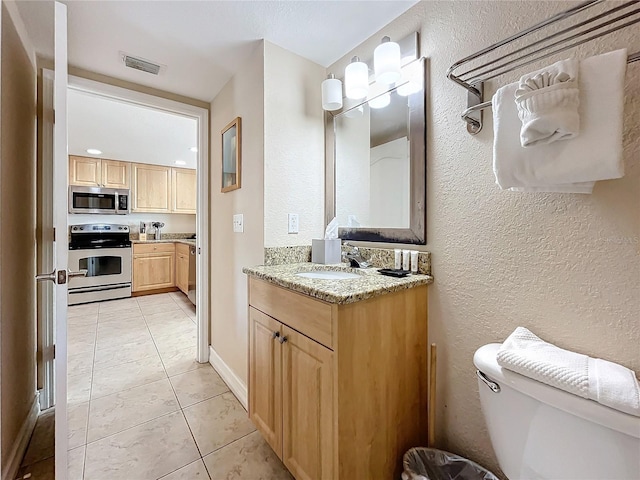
296 271 361 280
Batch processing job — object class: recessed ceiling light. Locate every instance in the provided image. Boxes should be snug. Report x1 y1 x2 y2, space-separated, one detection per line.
175 160 186 166
189 147 198 153
86 148 102 155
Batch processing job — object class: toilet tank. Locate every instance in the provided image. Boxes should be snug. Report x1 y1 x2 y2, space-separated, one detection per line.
474 344 640 480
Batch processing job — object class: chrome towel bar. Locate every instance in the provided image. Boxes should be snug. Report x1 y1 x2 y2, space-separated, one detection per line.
447 0 640 135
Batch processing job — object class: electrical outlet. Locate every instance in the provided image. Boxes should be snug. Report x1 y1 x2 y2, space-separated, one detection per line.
233 214 244 233
288 213 299 234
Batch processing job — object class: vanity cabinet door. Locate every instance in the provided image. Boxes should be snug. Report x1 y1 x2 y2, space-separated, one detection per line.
281 326 334 480
249 307 283 458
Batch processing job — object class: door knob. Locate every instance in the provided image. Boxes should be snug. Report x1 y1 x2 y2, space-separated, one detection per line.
36 270 57 283
36 269 87 285
68 270 88 279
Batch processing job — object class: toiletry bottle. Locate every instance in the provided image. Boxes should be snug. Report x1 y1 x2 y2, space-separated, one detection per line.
410 250 419 273
402 249 410 271
394 249 402 269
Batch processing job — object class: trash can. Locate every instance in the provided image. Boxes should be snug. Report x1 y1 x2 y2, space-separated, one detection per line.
402 447 499 480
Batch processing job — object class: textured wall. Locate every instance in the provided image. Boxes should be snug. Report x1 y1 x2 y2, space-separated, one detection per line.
1 2 37 472
328 1 640 475
210 42 265 384
263 41 325 247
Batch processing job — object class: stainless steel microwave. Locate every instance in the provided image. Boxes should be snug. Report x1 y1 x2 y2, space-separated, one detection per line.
68 186 130 215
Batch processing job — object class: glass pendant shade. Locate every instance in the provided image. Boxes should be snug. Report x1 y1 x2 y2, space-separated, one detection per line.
368 93 390 109
374 37 401 85
321 75 343 111
345 57 369 100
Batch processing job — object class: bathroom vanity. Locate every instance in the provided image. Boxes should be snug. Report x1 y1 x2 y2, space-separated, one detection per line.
243 263 432 480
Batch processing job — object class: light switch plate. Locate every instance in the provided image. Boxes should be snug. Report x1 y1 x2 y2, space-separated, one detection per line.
233 214 244 233
288 213 299 234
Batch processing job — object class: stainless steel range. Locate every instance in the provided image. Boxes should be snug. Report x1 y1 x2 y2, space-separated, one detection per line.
68 223 132 305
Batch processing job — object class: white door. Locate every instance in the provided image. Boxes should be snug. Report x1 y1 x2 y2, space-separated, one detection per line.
35 3 75 477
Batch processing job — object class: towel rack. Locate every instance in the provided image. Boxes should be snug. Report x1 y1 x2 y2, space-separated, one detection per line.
447 0 640 135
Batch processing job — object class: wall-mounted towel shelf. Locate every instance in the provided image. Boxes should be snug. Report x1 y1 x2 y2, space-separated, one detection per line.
447 0 640 135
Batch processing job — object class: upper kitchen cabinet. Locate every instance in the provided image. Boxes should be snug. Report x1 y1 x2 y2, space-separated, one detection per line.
69 156 130 188
69 155 101 186
172 167 197 214
102 160 130 188
132 163 172 213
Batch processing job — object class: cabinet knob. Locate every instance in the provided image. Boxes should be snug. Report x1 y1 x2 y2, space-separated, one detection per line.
272 331 280 340
278 336 288 344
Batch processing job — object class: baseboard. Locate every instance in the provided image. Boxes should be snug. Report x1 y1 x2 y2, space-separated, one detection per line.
2 394 39 480
209 346 248 410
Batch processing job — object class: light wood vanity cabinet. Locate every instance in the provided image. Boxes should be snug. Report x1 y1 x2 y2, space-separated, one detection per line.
69 156 130 188
132 243 175 292
175 243 191 294
248 277 428 480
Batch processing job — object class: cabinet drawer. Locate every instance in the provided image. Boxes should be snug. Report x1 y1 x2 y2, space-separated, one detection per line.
249 278 334 349
133 243 176 255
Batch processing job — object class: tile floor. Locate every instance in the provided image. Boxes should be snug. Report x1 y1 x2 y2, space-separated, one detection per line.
18 292 292 480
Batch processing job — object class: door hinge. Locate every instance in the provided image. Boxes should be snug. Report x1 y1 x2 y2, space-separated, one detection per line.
53 344 55 359
53 109 55 124
53 227 56 241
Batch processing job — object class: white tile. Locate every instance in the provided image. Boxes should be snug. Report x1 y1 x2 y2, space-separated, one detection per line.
144 309 193 324
68 303 100 317
95 327 153 352
203 431 292 480
68 402 89 450
153 329 197 356
160 346 206 377
91 356 166 399
68 445 85 480
159 459 210 480
170 366 229 408
83 411 199 480
68 313 99 326
68 372 92 405
97 307 143 323
87 378 179 443
68 351 94 377
67 324 97 355
147 316 196 339
183 392 255 456
140 301 183 316
98 297 139 314
136 293 177 305
93 339 160 371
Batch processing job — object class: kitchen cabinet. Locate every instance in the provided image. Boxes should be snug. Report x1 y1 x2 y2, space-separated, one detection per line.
248 277 428 480
69 155 101 186
175 243 191 294
132 163 171 213
132 243 175 292
172 167 197 214
101 159 130 188
69 156 130 188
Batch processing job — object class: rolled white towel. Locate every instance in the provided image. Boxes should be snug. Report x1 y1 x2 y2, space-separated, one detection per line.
497 327 640 417
515 58 580 147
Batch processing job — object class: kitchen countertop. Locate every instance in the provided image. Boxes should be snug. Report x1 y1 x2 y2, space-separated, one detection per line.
131 239 196 246
243 262 433 305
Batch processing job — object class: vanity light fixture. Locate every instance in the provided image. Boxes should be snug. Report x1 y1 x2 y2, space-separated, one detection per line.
321 73 343 111
368 93 391 109
374 36 401 85
86 148 102 155
175 160 186 166
345 56 369 100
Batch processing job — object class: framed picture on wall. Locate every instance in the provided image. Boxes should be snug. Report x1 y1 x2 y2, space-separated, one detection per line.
221 117 241 193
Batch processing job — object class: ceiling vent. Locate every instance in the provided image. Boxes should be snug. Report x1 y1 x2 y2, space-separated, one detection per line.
120 52 164 75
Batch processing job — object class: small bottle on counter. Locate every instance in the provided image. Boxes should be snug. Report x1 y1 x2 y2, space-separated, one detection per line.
410 250 419 273
139 222 147 241
402 249 410 271
394 249 402 270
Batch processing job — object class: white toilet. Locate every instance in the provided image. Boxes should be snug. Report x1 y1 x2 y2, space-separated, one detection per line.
474 344 640 480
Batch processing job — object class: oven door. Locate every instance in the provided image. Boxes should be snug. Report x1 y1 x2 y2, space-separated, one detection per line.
68 247 132 289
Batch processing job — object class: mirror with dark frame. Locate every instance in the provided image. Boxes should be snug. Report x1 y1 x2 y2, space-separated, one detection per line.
325 57 426 245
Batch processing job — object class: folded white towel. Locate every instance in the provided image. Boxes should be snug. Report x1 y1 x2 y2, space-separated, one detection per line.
493 49 627 193
497 327 640 417
516 58 580 147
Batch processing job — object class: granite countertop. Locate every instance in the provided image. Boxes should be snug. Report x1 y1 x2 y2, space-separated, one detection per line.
132 239 196 246
243 262 433 305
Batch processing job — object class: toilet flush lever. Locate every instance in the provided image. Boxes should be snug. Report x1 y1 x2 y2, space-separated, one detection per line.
476 370 501 393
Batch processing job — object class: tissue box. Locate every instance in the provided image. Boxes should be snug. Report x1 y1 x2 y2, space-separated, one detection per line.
312 239 341 264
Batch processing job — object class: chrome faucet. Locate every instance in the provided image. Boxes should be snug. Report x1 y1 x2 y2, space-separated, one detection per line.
342 245 370 268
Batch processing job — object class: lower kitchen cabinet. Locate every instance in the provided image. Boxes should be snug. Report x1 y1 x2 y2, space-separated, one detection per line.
248 277 428 480
175 243 190 294
132 243 175 292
